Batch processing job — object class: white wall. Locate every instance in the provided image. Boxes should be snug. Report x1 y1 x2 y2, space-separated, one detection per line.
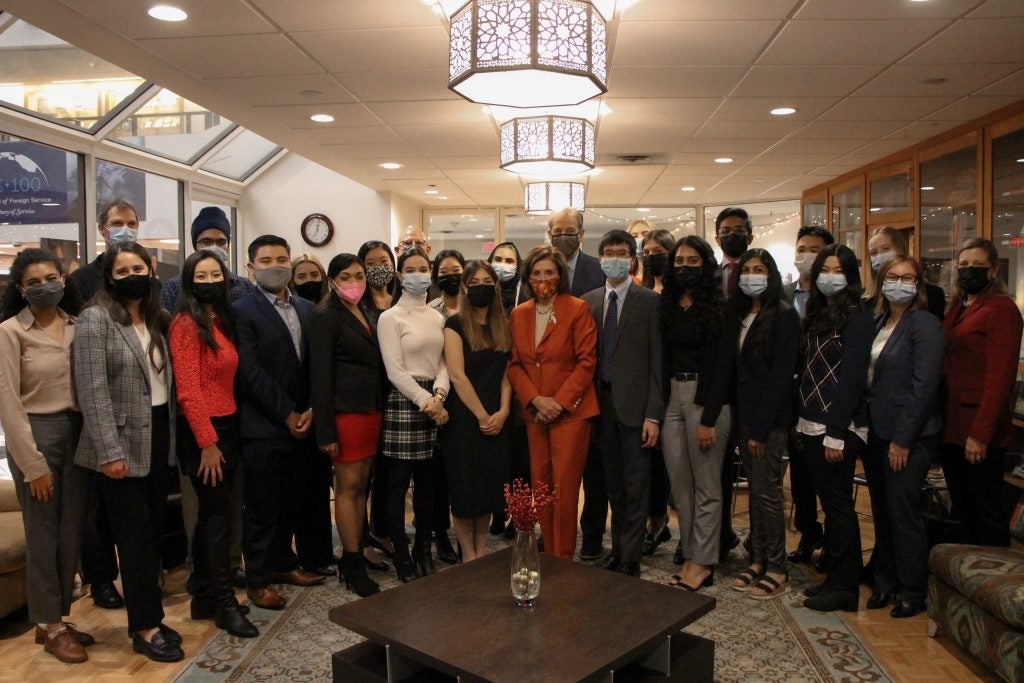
239 153 393 264
387 191 422 247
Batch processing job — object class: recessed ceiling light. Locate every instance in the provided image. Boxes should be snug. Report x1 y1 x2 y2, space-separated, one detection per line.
436 196 449 200
770 107 797 116
1017 158 1024 163
379 162 403 170
637 208 650 212
714 157 734 164
474 234 484 238
921 185 935 191
148 5 188 21
680 186 696 192
870 207 881 212
310 113 334 123
425 189 440 194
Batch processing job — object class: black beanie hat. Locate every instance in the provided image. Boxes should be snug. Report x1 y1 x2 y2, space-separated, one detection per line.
191 206 231 247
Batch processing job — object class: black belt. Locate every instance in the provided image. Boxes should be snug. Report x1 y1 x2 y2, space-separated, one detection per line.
672 372 698 382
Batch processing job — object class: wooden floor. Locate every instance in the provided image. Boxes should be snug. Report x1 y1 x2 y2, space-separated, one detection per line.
0 467 1004 682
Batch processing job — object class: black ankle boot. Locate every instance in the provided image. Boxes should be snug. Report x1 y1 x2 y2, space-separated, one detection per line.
215 605 259 638
393 544 416 583
340 552 380 597
412 540 436 577
434 532 459 564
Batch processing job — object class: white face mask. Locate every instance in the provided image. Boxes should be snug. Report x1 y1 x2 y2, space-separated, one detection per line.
816 273 848 297
491 262 517 283
738 273 768 298
400 272 431 296
794 251 815 277
870 250 896 272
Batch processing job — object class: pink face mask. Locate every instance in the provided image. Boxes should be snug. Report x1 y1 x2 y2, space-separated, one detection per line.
335 281 365 304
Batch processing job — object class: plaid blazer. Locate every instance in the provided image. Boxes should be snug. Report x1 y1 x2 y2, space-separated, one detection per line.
74 306 175 477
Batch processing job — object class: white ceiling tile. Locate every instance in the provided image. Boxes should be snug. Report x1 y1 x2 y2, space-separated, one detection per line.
792 119 911 140
622 0 799 21
747 153 845 166
347 157 437 172
137 34 321 78
795 0 980 19
709 97 840 121
834 153 899 166
392 123 496 145
969 0 1024 17
334 70 459 102
443 169 510 182
323 143 420 158
846 139 917 156
253 103 380 128
432 156 498 170
296 126 403 145
412 139 497 158
733 65 886 97
294 27 449 72
608 67 748 97
249 0 440 31
760 20 948 65
768 138 874 155
976 68 1024 96
817 96 960 121
903 18 1024 64
368 100 491 125
884 120 966 141
597 121 702 154
924 96 1021 121
681 138 778 154
694 119 804 139
854 63 1020 96
204 74 356 106
808 164 861 176
614 21 780 66
59 0 276 38
670 152 758 165
602 98 723 122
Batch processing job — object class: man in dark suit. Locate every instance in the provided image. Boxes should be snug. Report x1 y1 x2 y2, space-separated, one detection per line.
583 230 663 576
233 235 326 610
546 208 610 559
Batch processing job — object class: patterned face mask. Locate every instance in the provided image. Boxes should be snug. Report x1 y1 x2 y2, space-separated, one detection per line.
529 277 559 300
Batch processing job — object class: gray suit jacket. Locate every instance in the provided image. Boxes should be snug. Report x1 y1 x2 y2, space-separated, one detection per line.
582 281 663 427
74 306 175 477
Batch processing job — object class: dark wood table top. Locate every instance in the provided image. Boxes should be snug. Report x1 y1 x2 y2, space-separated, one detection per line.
329 548 715 682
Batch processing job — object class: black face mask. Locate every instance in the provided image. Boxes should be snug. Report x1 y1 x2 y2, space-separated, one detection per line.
294 280 323 302
673 266 703 290
720 233 749 259
193 280 227 304
112 274 151 300
467 284 496 308
642 252 668 277
957 266 991 295
437 274 462 297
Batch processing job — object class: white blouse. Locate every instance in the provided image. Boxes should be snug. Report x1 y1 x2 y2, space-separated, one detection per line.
378 291 451 407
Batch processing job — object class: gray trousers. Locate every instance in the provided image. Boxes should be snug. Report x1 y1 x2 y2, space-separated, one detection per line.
9 413 88 624
739 426 789 574
661 379 730 566
179 466 244 569
598 388 650 563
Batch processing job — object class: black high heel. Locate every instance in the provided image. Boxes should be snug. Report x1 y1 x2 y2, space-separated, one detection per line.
393 546 416 583
361 547 390 572
412 542 436 577
340 552 380 597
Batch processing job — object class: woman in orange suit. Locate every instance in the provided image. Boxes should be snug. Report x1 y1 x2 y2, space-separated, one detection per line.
508 245 598 560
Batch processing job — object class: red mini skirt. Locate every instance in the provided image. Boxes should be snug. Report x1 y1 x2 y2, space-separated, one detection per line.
334 410 383 464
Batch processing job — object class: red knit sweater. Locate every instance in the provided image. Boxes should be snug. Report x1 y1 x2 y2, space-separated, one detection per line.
169 314 238 449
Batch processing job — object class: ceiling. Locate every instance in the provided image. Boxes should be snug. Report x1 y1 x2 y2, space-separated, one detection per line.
4 0 1023 209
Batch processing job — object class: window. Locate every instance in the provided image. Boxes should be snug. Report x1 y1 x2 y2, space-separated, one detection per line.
920 143 978 294
108 89 236 164
830 182 864 263
200 130 281 181
706 201 801 283
992 126 1024 309
189 199 237 272
869 169 912 216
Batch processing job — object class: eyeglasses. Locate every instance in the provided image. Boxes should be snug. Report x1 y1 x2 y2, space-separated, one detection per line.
718 227 750 237
883 274 918 285
197 237 229 248
550 231 579 238
399 239 427 249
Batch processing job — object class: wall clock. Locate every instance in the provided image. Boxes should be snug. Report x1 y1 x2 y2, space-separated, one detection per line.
301 213 334 247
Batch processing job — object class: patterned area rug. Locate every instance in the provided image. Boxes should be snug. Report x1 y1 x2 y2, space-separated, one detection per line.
175 531 892 683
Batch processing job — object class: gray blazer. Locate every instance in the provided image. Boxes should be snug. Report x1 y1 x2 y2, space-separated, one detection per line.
582 281 663 427
74 306 175 477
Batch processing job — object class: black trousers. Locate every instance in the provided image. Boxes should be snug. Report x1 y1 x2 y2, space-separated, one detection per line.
242 437 302 588
720 430 739 546
803 432 862 593
80 480 119 586
295 443 334 570
385 457 434 547
789 429 823 544
579 437 608 544
864 433 936 603
97 405 169 634
430 444 451 533
647 446 669 520
369 448 389 538
598 390 651 563
940 442 1010 547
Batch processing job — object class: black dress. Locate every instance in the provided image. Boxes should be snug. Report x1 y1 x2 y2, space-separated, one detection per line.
442 315 511 518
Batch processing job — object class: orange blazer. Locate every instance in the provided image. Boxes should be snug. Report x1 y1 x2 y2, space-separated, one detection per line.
508 294 599 422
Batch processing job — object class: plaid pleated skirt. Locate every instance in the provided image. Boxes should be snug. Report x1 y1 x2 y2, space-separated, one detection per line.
382 378 438 460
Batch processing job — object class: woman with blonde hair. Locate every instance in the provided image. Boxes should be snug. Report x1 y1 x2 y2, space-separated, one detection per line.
291 253 327 303
866 227 945 318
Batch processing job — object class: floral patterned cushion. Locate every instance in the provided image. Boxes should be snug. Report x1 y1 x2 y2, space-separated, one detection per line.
929 544 1024 630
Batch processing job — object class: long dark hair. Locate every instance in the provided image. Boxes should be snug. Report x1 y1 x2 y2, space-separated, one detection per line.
640 229 675 290
358 240 397 309
0 248 84 321
805 244 863 336
729 248 785 362
661 235 723 340
93 243 169 371
458 260 511 352
174 250 235 352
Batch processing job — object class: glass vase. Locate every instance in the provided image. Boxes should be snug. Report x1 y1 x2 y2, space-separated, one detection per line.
510 527 540 607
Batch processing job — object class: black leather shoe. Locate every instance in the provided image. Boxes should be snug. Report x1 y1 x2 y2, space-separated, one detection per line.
600 555 621 571
434 532 459 565
158 623 182 646
616 562 641 577
814 550 830 574
672 542 684 566
92 582 124 609
642 526 671 556
412 543 436 577
890 599 925 619
803 582 825 598
361 550 390 572
579 537 603 561
787 545 814 564
215 606 259 638
866 590 893 610
309 565 338 577
804 587 858 613
132 630 184 663
393 547 416 583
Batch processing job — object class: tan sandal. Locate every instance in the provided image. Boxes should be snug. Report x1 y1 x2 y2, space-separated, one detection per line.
749 574 789 600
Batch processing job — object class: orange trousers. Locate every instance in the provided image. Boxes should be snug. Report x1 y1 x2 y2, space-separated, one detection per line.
526 419 591 560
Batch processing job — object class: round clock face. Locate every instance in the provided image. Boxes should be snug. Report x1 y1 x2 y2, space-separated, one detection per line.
302 213 333 246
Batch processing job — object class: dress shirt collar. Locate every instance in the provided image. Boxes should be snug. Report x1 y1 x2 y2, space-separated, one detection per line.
16 305 71 331
260 286 292 308
604 277 631 302
566 249 581 272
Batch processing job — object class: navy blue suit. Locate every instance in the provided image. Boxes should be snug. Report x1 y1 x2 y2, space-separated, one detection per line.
570 250 606 297
865 308 944 603
233 289 332 585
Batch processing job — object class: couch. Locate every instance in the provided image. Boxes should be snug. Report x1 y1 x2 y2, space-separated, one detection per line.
0 478 27 620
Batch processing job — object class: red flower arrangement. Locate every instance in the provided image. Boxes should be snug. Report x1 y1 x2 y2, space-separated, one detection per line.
504 479 557 532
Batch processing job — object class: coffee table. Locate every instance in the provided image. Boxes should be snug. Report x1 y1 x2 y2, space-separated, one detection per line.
329 548 715 682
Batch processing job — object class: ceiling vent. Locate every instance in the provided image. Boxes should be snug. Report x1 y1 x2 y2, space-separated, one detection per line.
616 154 650 164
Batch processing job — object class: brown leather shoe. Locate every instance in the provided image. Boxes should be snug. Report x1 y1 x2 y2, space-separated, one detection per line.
246 586 286 610
35 623 95 647
271 569 326 587
44 627 88 663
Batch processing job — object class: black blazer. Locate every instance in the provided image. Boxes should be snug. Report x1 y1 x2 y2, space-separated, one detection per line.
308 296 387 447
735 304 802 442
868 308 945 446
570 250 606 297
232 289 313 441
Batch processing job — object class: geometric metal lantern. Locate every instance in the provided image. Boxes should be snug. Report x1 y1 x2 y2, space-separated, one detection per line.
499 115 596 175
525 182 586 214
447 0 609 108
